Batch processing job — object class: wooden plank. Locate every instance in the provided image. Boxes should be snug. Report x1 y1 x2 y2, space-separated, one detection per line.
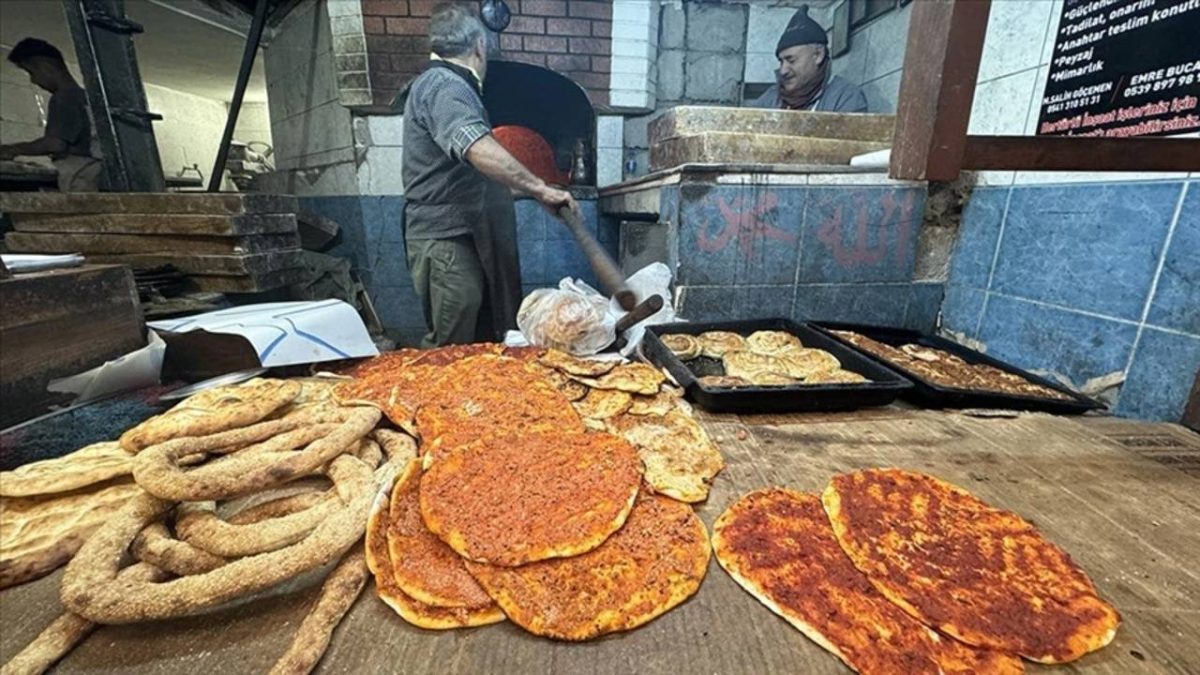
5 231 301 255
85 249 304 275
0 192 298 215
648 107 896 145
0 265 144 427
889 0 990 181
962 136 1200 172
10 213 298 236
185 267 309 293
650 133 888 172
2 410 1198 673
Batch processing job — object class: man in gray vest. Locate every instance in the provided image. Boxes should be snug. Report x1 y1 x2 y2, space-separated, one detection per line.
747 6 868 113
400 4 575 347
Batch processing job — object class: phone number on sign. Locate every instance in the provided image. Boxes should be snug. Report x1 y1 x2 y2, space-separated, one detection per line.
1044 94 1103 114
1124 73 1197 98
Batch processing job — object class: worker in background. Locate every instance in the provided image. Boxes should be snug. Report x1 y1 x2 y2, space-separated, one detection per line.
399 4 576 347
747 6 869 113
0 38 103 191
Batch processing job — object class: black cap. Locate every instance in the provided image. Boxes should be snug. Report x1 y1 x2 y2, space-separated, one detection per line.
775 6 827 55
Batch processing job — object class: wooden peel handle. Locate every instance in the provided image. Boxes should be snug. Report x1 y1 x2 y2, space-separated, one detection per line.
557 205 636 311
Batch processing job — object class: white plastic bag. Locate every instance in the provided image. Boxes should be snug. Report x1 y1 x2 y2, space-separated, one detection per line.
517 280 616 355
614 262 678 356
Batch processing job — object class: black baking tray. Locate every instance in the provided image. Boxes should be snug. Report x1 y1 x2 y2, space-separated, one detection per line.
809 322 1104 414
642 319 913 413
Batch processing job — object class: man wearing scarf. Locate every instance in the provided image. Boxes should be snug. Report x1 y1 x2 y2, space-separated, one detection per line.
398 4 575 347
747 6 868 113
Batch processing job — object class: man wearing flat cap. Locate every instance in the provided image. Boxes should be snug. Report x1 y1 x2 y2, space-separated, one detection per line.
748 5 868 113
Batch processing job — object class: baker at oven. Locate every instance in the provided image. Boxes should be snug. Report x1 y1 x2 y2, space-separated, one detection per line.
746 5 868 113
398 4 576 347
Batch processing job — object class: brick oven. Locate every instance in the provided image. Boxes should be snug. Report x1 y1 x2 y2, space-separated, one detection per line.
361 0 613 108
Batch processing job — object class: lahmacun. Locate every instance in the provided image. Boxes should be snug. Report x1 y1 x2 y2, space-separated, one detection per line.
466 494 709 641
419 431 642 567
387 460 493 608
824 469 1120 663
365 483 503 629
713 489 1023 675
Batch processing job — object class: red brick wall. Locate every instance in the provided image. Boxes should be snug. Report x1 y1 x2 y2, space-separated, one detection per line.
362 0 612 108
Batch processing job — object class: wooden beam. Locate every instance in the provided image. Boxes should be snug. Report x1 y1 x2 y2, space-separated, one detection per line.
889 0 991 181
962 136 1200 172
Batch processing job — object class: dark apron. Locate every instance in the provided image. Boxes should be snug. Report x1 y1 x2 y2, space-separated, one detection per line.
471 180 523 342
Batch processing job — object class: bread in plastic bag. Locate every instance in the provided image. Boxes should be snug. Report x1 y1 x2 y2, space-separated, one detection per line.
517 281 616 355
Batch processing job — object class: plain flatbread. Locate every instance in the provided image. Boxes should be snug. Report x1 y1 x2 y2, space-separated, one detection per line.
0 442 131 498
420 431 642 566
537 349 619 377
573 388 633 420
1 480 142 589
824 469 1120 664
120 379 301 453
568 362 665 396
713 488 1024 675
466 494 709 641
605 409 724 503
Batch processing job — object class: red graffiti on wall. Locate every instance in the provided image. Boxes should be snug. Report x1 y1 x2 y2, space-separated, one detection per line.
817 190 916 268
697 192 797 259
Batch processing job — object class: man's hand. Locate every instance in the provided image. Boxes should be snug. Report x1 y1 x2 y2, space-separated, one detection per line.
536 184 577 218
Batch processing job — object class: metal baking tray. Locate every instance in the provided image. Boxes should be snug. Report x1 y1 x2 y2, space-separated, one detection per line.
809 322 1104 414
642 319 913 413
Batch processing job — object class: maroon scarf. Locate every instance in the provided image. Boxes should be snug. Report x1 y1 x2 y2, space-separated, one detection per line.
779 59 829 111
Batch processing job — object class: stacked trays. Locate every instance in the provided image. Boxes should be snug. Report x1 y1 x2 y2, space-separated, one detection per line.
811 322 1103 414
642 319 912 413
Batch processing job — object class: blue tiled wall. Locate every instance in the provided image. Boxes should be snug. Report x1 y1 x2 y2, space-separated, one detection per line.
943 179 1199 422
302 195 607 346
670 183 941 332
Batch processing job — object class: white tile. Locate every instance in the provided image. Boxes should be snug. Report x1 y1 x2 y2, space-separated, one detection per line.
969 68 1039 136
612 37 652 58
1023 66 1050 135
612 19 651 43
326 0 361 18
358 145 406 195
1042 0 1064 66
610 72 649 92
807 172 920 186
329 14 363 37
861 70 903 114
861 4 912 82
611 89 652 110
977 0 1054 82
972 170 1015 187
611 55 651 76
746 6 797 55
597 147 623 187
744 52 777 85
612 0 652 25
367 114 405 146
597 116 624 149
1013 171 1190 186
293 160 359 197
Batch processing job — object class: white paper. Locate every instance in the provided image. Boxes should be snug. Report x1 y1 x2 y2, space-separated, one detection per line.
850 148 891 168
48 331 166 402
2 253 84 272
148 299 378 367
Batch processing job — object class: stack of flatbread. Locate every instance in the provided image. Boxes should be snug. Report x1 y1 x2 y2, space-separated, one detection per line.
713 470 1121 673
339 344 718 640
661 330 870 387
0 442 140 589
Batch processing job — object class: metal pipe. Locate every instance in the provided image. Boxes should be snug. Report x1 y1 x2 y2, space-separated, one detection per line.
208 0 269 192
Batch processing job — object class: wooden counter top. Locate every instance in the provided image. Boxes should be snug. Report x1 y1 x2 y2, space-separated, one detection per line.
3 409 1198 674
